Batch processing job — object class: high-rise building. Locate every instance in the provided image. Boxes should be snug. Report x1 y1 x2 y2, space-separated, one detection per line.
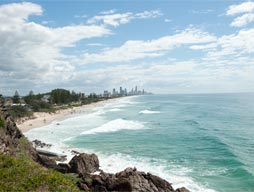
112 88 116 95
135 86 138 94
120 87 123 95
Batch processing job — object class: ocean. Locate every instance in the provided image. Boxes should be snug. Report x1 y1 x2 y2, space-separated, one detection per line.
25 93 254 192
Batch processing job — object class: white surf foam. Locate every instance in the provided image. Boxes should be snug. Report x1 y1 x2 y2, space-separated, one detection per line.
81 118 145 135
108 108 123 112
139 109 161 114
95 152 217 192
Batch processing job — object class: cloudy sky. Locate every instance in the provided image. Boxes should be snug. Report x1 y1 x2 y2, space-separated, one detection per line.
1 0 254 95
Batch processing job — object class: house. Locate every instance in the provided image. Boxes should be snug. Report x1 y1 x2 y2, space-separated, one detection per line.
41 95 50 103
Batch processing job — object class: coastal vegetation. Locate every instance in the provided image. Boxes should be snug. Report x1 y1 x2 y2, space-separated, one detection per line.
0 154 81 192
3 88 104 120
0 99 81 191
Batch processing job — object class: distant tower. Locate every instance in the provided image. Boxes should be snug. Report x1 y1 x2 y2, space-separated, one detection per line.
135 86 138 94
120 87 123 95
112 88 116 95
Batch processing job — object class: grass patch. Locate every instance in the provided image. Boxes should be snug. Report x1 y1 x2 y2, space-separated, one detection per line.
0 117 5 128
0 154 81 192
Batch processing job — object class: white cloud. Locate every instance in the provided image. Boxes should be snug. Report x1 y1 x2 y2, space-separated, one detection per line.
41 20 53 25
68 57 254 94
226 1 254 27
87 12 132 26
87 10 162 27
164 18 171 23
230 13 254 27
81 27 216 64
99 9 117 15
205 28 254 59
190 43 217 50
0 2 111 94
135 10 162 18
87 43 105 47
226 1 254 16
192 9 214 14
0 2 42 20
1 2 254 95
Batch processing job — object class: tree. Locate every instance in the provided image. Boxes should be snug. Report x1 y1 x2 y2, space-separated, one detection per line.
13 90 20 104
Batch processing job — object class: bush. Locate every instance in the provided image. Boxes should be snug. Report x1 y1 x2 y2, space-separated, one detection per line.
0 117 5 128
6 106 33 120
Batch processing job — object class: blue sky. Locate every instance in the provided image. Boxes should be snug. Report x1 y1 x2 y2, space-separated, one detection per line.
0 0 254 95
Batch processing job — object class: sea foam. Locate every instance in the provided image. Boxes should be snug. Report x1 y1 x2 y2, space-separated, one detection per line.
81 118 145 135
139 109 161 114
108 108 123 112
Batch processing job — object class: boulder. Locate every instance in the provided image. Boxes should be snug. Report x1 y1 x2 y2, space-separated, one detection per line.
32 139 52 148
145 172 174 192
112 167 174 192
57 163 71 173
86 167 175 192
78 182 90 191
38 154 58 169
69 153 99 176
175 187 190 192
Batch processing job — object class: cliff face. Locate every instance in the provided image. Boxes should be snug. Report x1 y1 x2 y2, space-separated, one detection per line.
0 100 39 161
0 99 81 192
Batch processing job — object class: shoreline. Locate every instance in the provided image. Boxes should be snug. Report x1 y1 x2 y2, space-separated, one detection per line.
17 97 122 133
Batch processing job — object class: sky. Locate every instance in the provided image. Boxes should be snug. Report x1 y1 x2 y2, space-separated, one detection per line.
0 0 254 96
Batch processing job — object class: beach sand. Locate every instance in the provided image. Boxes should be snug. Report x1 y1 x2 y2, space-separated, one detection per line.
17 98 121 133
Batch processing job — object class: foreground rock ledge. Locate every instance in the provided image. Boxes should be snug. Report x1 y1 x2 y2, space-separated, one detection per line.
44 153 190 192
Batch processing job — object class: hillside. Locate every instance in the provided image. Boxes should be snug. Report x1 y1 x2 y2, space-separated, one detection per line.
0 99 81 192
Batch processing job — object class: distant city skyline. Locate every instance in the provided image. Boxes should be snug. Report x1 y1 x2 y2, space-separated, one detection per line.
0 1 254 95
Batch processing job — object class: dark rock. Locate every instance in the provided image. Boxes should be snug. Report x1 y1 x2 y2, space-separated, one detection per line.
145 172 174 191
92 175 105 185
69 153 99 176
107 177 132 192
90 167 175 192
38 154 58 169
32 139 52 148
57 163 71 173
71 150 81 155
78 182 90 191
175 187 191 192
90 185 107 192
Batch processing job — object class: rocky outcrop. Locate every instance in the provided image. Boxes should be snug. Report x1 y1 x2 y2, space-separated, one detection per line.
0 101 39 161
32 139 52 148
77 167 187 192
175 187 190 192
69 153 100 176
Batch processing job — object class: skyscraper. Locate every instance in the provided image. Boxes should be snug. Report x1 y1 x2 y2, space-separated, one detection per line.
135 86 138 94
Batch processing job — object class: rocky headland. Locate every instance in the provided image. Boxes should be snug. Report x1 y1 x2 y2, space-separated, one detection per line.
0 100 189 192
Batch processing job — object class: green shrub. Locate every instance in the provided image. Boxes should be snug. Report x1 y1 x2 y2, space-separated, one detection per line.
0 117 5 128
6 105 33 120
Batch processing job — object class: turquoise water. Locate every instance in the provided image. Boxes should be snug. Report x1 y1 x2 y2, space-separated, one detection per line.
26 93 254 191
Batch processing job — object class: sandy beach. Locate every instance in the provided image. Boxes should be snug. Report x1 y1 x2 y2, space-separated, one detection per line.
17 98 121 133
